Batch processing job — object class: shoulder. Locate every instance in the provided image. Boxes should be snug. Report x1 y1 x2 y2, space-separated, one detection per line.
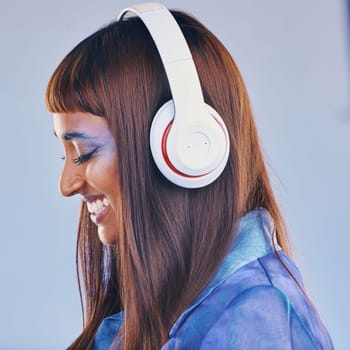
165 253 334 350
199 285 320 350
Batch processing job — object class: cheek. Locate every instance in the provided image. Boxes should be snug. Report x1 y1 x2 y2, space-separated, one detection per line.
86 154 119 194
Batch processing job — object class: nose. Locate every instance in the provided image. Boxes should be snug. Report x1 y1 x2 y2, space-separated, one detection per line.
59 161 86 197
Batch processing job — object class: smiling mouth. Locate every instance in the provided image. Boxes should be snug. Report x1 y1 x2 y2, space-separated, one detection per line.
86 196 111 225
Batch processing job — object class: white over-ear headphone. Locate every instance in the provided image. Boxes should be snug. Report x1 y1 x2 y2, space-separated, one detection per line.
118 3 230 188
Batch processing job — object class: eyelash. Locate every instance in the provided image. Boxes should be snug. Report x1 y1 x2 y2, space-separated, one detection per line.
73 147 100 165
61 147 100 165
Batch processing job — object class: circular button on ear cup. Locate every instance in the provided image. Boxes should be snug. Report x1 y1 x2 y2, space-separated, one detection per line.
176 130 211 170
150 100 230 188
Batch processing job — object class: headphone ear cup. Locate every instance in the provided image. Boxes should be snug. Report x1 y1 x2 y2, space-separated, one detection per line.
150 100 176 177
150 100 230 188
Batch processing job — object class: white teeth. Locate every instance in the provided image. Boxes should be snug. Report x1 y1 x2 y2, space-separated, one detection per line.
96 199 103 211
87 202 93 213
86 196 110 215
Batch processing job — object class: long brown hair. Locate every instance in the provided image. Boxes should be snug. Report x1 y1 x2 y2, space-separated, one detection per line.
46 10 289 350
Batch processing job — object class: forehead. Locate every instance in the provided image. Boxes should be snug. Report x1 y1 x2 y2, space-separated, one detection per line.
53 112 110 139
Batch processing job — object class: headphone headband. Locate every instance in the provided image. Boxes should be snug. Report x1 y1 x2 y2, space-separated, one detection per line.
118 3 206 125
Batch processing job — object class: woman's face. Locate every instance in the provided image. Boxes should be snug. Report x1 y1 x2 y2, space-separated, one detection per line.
53 112 121 245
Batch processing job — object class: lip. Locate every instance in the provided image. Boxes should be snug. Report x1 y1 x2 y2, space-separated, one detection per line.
90 203 111 225
81 194 105 203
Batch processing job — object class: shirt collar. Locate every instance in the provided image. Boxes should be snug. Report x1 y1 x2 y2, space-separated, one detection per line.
169 207 278 337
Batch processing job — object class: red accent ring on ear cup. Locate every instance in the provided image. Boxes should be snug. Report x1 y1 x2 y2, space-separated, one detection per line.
161 121 208 179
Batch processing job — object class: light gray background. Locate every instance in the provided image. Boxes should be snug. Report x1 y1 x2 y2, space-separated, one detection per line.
0 1 348 349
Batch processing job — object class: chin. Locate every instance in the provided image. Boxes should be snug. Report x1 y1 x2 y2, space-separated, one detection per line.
97 225 118 245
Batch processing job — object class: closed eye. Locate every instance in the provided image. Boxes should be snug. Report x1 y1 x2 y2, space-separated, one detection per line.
73 147 100 165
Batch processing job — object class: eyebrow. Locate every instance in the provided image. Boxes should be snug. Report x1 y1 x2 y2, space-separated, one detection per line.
53 131 95 141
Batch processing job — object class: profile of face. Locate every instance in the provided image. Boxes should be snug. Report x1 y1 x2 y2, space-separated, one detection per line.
53 112 120 245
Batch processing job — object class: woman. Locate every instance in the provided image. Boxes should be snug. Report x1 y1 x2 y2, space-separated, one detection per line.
46 3 333 349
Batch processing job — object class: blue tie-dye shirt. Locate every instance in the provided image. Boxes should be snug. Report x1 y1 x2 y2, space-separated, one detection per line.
92 209 334 349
